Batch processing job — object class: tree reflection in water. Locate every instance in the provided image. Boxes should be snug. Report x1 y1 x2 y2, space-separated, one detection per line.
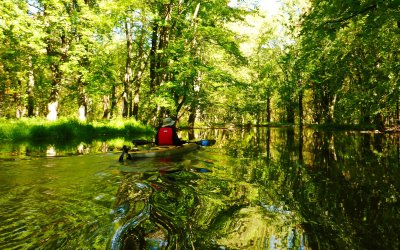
110 127 400 249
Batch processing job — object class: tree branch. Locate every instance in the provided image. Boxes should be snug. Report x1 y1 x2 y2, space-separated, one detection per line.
326 4 377 24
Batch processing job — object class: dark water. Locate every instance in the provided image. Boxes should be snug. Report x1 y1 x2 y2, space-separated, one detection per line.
0 127 399 249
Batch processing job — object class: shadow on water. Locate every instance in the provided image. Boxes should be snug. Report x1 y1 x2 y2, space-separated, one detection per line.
1 127 400 249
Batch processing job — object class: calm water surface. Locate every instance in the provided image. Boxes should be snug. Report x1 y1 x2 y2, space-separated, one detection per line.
0 127 399 249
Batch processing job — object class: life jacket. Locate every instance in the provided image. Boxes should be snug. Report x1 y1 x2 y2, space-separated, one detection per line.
157 127 173 145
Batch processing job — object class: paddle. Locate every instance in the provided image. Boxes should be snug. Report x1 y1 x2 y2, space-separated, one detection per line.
195 139 216 146
118 145 133 162
131 139 216 146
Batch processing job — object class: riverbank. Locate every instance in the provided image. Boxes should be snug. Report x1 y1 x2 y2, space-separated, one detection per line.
0 118 154 144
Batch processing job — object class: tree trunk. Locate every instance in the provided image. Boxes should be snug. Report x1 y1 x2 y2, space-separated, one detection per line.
374 112 385 131
149 21 158 92
149 3 173 121
77 76 87 121
132 67 143 119
132 18 147 120
47 63 61 121
102 95 110 119
15 80 24 118
110 84 117 118
322 91 332 124
286 106 295 123
266 94 271 123
188 104 196 128
122 18 133 118
360 106 370 125
45 12 68 121
27 57 35 117
132 90 140 120
299 90 303 126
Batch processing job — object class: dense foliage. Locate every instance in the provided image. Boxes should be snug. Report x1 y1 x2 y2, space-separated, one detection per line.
1 0 399 129
297 0 400 129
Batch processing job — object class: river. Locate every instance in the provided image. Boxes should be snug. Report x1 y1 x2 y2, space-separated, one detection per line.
0 127 399 249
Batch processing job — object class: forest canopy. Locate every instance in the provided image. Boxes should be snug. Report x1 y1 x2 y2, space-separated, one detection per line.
1 0 399 129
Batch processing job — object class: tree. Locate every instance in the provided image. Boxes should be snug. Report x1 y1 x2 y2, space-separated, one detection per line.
0 0 46 118
298 0 400 128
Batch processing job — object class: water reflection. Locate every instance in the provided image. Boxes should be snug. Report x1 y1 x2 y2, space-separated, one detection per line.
110 160 209 249
110 127 400 249
110 145 307 249
0 139 127 159
1 127 399 249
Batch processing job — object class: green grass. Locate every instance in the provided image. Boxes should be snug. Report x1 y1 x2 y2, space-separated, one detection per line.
0 118 155 144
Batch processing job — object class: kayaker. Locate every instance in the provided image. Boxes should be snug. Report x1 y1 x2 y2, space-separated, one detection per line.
155 117 186 146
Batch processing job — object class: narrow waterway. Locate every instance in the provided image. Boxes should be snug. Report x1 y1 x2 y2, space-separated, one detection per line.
0 127 399 249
